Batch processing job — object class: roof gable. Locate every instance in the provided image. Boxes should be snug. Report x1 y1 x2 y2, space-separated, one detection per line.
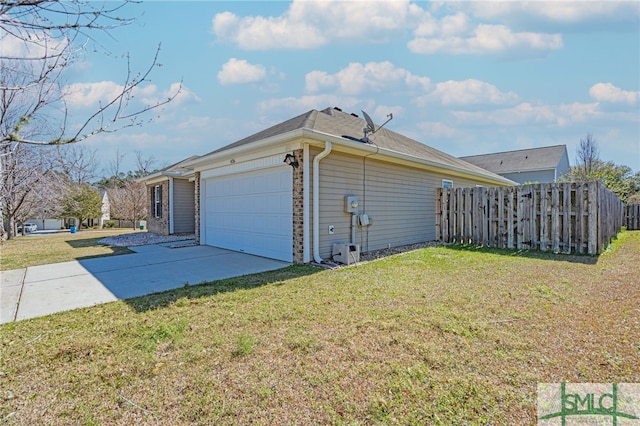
460 145 568 173
204 107 505 181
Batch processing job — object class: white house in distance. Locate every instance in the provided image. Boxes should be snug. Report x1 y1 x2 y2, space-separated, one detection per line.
27 189 111 230
459 145 571 184
140 107 514 264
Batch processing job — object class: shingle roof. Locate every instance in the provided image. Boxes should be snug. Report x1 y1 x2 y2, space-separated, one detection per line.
204 107 504 180
459 145 567 173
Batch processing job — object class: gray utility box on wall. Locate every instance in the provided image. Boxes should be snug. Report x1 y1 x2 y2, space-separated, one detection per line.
332 243 360 265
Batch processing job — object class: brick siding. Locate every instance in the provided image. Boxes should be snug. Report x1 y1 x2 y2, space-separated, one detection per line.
292 149 304 263
146 181 170 235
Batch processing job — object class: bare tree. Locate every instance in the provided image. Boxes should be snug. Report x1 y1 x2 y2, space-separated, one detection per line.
1 1 178 239
0 142 58 239
574 133 600 180
134 150 157 177
0 1 180 146
107 180 147 229
55 144 99 184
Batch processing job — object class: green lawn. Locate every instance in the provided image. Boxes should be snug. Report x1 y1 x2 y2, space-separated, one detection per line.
1 231 638 425
0 229 136 271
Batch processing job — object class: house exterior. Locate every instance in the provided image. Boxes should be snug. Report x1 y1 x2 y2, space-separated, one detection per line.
459 145 570 184
141 107 514 263
142 156 199 236
28 189 110 230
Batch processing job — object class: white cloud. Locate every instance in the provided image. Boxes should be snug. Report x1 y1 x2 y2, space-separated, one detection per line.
62 81 193 110
417 121 466 139
212 0 418 50
305 61 431 95
464 2 639 25
0 28 68 59
452 102 600 127
409 23 563 56
417 79 519 107
590 83 640 105
63 81 127 107
141 83 201 107
217 58 267 85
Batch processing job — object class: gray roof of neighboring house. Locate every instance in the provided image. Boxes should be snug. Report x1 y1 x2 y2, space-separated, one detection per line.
138 155 200 183
459 145 568 173
202 107 506 181
161 155 201 173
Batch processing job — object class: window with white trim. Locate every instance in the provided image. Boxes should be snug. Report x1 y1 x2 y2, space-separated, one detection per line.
441 179 453 189
152 185 162 218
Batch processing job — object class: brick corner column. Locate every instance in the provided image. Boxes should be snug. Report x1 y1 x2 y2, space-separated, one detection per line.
292 149 304 263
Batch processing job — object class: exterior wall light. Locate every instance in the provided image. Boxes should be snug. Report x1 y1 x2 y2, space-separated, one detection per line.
284 153 299 169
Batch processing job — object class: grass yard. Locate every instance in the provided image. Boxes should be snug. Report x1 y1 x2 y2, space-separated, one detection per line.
1 231 639 425
0 229 136 271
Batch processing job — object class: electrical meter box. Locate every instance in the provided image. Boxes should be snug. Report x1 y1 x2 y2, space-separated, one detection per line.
332 243 360 265
344 196 359 213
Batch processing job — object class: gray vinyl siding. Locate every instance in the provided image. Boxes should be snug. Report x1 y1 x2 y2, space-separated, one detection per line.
311 150 493 259
501 170 555 184
173 179 195 233
557 150 571 180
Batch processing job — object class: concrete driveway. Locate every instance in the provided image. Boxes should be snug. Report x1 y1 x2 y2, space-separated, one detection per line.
1 243 290 324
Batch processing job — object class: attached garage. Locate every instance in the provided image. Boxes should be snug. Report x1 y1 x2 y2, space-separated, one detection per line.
203 166 293 262
161 107 514 264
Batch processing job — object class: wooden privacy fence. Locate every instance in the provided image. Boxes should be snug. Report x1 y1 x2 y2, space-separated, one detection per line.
626 204 640 230
436 182 624 255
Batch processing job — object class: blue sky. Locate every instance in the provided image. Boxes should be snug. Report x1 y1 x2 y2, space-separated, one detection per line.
63 1 640 175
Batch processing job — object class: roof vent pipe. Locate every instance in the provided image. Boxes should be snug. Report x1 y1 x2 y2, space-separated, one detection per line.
313 141 332 263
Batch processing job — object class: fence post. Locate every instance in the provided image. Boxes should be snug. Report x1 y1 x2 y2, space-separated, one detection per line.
575 182 584 254
507 186 515 249
562 183 572 254
464 187 472 243
551 184 560 252
481 188 489 246
530 184 538 250
472 187 480 245
456 188 464 242
497 187 505 249
442 189 450 243
587 181 598 254
539 183 548 252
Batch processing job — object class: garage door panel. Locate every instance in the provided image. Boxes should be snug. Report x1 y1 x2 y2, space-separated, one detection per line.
204 167 292 262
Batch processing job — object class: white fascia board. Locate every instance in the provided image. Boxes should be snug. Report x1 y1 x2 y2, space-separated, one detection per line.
137 171 194 185
300 129 517 186
138 174 169 185
184 131 306 171
186 127 515 186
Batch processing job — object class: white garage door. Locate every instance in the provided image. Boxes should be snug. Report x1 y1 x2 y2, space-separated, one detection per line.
204 167 293 262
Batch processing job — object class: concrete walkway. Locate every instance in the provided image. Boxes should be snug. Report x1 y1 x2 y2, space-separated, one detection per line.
1 243 289 324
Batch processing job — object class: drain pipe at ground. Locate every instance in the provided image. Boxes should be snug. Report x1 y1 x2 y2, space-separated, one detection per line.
313 141 332 263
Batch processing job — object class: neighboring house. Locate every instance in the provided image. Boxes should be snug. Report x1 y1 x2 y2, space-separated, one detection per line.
24 218 64 231
459 145 570 184
28 189 110 230
141 156 199 236
140 107 514 263
97 189 110 228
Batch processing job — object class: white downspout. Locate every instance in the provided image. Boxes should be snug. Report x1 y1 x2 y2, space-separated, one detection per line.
169 177 175 234
303 144 310 263
313 141 332 263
